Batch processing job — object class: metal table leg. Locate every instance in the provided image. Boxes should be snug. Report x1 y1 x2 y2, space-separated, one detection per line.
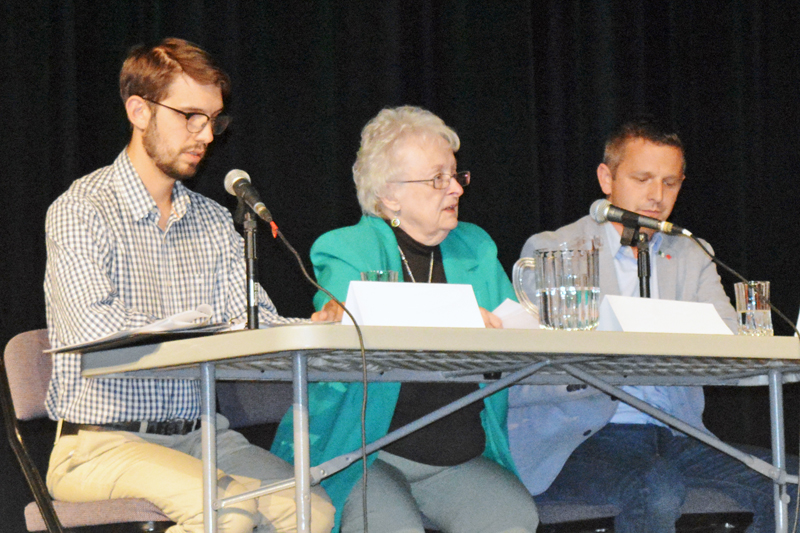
293 352 311 533
201 362 218 533
769 369 788 533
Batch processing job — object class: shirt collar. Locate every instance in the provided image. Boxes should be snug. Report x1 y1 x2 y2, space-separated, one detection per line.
113 150 191 223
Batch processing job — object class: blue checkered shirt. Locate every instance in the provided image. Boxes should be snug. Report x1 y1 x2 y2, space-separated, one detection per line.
45 150 302 423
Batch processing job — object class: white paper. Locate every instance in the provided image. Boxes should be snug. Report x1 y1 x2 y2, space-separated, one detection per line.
137 304 214 332
493 298 540 329
341 281 485 328
49 304 218 353
598 295 733 335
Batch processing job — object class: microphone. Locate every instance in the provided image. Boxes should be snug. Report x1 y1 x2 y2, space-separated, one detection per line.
590 199 690 236
224 169 273 223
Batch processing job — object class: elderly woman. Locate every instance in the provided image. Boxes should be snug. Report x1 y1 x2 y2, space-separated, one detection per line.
271 106 538 533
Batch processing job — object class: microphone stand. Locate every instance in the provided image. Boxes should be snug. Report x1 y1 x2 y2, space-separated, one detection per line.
235 200 259 329
636 232 651 299
618 224 651 298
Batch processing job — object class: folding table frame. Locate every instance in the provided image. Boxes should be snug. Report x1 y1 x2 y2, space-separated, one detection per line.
78 325 800 533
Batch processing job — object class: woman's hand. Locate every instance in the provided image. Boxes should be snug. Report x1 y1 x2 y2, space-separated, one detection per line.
310 299 345 322
480 307 503 329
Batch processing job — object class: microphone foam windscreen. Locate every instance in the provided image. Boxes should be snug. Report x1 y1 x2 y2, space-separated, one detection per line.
224 169 251 196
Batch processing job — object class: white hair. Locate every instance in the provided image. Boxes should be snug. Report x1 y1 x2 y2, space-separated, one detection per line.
353 106 460 217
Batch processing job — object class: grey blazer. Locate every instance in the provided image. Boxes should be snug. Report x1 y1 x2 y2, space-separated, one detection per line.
522 215 737 330
508 215 737 495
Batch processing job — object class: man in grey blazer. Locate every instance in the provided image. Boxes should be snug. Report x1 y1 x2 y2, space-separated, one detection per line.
508 119 793 533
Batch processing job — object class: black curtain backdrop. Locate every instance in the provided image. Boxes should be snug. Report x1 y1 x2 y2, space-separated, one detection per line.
3 1 800 528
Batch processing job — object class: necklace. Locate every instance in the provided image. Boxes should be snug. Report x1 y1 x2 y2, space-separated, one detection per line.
397 245 434 283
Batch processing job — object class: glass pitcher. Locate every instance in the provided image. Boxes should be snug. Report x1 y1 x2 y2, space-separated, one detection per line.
513 245 600 331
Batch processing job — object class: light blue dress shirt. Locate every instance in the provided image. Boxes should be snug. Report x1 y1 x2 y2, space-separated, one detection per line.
601 222 673 426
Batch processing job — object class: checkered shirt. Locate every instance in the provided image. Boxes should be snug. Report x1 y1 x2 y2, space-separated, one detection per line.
44 150 302 423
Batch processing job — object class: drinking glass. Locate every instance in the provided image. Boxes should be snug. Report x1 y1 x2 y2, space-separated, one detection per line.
360 270 398 282
734 281 773 336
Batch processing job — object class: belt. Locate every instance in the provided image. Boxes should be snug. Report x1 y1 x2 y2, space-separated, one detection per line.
59 418 200 437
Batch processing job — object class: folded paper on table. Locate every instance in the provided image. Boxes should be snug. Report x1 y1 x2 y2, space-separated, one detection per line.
138 304 214 332
598 295 733 335
493 298 539 329
341 281 485 328
48 304 223 353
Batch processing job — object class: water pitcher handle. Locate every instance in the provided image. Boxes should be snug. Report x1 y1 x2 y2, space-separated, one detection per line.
512 257 539 316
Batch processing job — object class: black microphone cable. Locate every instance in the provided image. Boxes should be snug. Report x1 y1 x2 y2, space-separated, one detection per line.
227 170 372 530
688 235 800 337
270 224 372 533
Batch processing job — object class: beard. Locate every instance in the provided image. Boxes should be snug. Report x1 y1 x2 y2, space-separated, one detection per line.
142 116 207 181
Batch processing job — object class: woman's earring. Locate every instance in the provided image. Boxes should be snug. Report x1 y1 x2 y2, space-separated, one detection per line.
391 211 400 227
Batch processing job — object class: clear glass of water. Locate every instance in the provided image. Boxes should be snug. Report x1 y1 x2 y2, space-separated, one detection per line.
734 281 773 336
360 270 398 282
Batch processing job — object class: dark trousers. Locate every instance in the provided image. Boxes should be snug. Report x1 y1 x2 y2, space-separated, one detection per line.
534 423 798 533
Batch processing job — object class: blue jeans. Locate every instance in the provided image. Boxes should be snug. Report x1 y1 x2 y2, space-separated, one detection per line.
533 424 797 533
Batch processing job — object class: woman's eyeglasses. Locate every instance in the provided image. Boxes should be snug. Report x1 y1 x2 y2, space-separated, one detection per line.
391 171 470 190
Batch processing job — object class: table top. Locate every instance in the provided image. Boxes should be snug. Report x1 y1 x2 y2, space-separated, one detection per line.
79 324 800 386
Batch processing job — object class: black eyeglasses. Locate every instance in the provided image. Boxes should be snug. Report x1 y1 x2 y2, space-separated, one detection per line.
142 98 232 135
391 171 471 190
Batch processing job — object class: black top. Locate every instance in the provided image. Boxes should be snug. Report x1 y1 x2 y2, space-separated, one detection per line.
382 225 485 466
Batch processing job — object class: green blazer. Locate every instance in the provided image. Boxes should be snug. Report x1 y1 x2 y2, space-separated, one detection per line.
271 215 517 531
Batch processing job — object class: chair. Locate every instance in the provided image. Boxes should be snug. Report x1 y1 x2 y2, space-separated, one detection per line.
1 329 174 532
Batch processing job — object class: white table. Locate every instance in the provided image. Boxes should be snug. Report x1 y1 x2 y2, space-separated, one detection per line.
79 325 800 533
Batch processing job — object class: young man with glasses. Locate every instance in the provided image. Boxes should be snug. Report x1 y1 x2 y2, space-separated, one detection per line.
43 38 334 533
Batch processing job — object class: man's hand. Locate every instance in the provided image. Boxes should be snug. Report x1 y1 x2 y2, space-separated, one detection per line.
310 299 345 322
480 307 503 329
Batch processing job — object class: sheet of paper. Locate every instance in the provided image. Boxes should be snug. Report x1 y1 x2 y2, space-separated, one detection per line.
341 281 485 328
137 304 213 332
49 304 219 353
493 298 539 329
598 295 733 335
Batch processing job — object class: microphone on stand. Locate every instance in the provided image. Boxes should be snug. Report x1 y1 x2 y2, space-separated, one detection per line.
222 167 370 489
590 199 691 237
224 169 273 223
589 199 800 335
221 168 357 330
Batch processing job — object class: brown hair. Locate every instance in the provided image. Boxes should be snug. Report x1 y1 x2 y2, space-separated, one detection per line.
603 118 685 175
119 38 230 103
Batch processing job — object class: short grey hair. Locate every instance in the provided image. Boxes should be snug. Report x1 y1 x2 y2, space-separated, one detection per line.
353 106 460 217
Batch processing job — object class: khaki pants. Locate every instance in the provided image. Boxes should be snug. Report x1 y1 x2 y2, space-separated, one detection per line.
47 415 334 533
